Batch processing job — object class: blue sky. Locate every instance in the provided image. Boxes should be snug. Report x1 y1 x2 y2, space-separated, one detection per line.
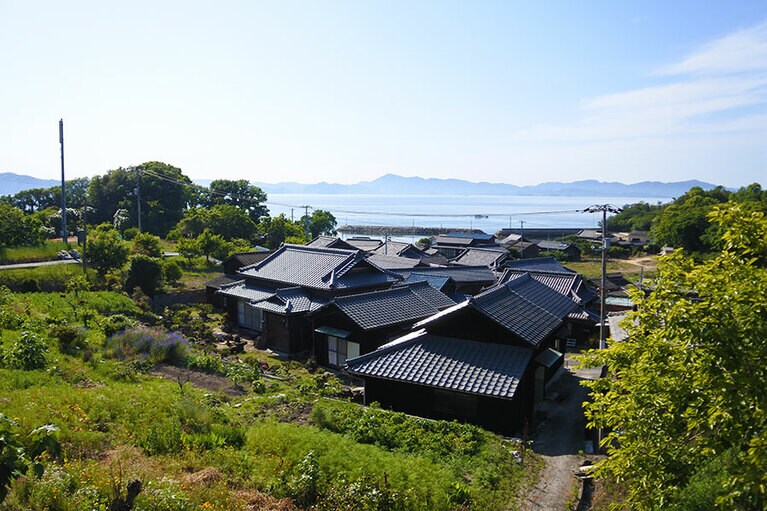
1 1 765 187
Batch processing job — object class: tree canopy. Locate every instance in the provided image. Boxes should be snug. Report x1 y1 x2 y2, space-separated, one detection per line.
197 179 268 223
579 204 767 510
88 162 192 237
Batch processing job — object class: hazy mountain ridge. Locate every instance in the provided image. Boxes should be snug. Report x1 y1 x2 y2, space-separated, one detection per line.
1 171 717 198
249 173 717 197
0 172 59 196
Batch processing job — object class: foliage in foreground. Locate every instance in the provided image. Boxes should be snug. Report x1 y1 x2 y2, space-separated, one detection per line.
579 204 767 510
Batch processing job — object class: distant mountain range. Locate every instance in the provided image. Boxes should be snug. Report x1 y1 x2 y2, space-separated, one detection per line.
0 173 59 196
1 171 717 199
245 174 718 198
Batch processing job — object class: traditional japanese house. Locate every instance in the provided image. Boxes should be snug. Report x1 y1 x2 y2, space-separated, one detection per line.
346 274 580 434
310 281 455 367
534 240 581 261
430 232 497 259
450 246 510 270
217 244 399 353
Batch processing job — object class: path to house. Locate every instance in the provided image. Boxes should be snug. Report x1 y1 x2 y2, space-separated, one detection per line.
519 355 602 511
0 258 79 269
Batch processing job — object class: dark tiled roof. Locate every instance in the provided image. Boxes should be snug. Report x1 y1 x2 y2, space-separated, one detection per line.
500 269 597 304
239 244 397 290
252 287 328 314
505 256 573 273
444 232 494 241
205 274 242 289
393 266 496 286
395 280 456 310
346 331 533 400
329 285 442 330
306 236 356 250
470 275 577 346
345 237 384 252
536 240 578 252
451 247 509 268
217 280 276 301
403 273 452 292
433 236 475 246
371 241 422 258
366 253 426 270
225 251 273 269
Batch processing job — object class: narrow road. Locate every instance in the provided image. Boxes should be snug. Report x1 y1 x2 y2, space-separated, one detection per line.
0 258 79 269
520 356 602 511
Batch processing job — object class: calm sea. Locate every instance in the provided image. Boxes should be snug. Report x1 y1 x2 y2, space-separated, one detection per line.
265 194 671 238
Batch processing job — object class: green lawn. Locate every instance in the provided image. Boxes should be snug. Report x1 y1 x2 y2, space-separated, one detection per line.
0 240 72 264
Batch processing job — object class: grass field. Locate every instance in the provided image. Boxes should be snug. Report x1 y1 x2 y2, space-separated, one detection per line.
0 240 72 264
0 288 537 510
564 255 658 281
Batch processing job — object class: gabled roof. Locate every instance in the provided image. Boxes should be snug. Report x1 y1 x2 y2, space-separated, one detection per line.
371 240 423 258
433 275 577 347
392 266 496 286
366 253 427 270
394 280 456 310
444 232 494 241
345 237 384 252
499 268 597 304
451 247 509 268
505 256 574 273
305 236 356 251
224 250 273 269
536 240 578 252
403 273 452 292
346 330 533 400
251 287 328 314
205 274 242 290
325 285 445 330
238 244 397 290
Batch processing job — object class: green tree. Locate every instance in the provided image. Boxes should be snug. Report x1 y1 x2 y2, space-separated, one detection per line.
86 224 130 274
261 214 306 249
579 204 767 510
302 209 338 238
649 186 728 253
208 204 259 241
200 179 268 223
196 229 226 262
0 415 60 503
606 201 665 232
131 231 162 257
176 236 201 263
124 254 164 297
88 162 192 237
0 203 48 248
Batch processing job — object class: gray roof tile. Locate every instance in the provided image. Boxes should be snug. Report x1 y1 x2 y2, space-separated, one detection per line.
239 244 397 290
217 281 276 302
330 285 443 330
500 269 597 304
452 247 509 268
252 287 328 314
393 266 496 286
505 256 573 273
346 331 533 400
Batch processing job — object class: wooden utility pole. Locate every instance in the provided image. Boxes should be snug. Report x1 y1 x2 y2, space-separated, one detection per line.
59 119 68 245
135 167 142 232
584 204 622 349
519 220 525 259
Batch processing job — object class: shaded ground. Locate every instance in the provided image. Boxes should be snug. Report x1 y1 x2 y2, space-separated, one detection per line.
151 364 246 397
519 356 602 511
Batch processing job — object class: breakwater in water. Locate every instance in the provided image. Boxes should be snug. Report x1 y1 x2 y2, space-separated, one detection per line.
338 225 485 236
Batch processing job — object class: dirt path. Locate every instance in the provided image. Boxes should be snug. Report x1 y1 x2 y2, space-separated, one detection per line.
519 357 602 511
151 364 246 397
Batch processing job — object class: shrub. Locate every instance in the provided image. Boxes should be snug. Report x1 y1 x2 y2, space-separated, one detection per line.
122 227 139 241
98 314 136 337
3 331 49 370
124 255 164 297
105 327 190 365
50 324 88 355
187 352 224 375
162 259 182 284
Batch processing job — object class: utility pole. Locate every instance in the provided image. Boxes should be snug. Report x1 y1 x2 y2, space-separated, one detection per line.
135 167 142 232
520 220 525 259
82 202 88 274
300 205 310 238
59 119 68 245
584 204 622 349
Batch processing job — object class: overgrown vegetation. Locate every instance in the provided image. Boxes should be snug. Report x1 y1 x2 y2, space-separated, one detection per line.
0 278 534 510
579 204 767 510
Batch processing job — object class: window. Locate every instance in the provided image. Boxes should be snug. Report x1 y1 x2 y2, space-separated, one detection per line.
327 336 359 367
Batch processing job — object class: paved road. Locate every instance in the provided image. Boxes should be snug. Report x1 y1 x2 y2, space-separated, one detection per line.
0 259 80 270
520 355 602 511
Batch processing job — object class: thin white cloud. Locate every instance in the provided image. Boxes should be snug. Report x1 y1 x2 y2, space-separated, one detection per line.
662 22 767 76
517 21 767 147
